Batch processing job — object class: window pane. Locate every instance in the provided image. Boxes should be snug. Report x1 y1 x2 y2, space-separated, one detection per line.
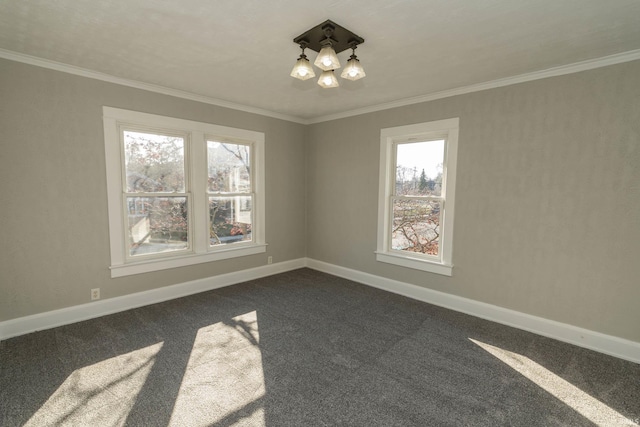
209 196 252 246
395 140 444 196
392 198 440 256
127 197 188 256
207 141 251 193
124 131 185 192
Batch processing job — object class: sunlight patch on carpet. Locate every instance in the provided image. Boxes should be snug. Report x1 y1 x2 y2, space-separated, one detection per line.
470 338 638 426
169 310 266 426
24 342 163 426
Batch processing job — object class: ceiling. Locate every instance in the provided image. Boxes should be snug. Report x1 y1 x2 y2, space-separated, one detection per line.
1 0 640 123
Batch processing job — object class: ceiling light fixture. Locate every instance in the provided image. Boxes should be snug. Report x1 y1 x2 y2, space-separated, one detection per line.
314 40 341 71
290 42 316 80
318 70 340 88
340 44 366 81
291 20 365 88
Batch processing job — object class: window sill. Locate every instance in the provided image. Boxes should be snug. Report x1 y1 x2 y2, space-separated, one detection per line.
110 244 267 278
375 251 452 276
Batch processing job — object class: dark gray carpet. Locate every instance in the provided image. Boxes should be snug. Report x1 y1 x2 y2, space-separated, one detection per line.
1 268 639 426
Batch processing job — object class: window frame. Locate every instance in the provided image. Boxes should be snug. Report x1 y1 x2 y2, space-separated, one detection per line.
376 118 459 276
103 107 266 278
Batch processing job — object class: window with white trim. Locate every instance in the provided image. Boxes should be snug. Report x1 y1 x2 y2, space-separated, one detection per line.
103 107 266 278
376 118 459 276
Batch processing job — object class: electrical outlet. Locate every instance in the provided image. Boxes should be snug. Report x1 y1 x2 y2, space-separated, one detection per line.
267 256 273 265
91 288 100 301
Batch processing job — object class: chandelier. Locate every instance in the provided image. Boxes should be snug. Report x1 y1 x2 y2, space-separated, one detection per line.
290 20 365 88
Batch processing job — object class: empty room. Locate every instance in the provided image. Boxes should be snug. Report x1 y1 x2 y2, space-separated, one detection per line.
1 1 639 426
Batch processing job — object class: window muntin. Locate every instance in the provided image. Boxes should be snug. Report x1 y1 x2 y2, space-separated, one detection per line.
103 107 266 278
377 118 458 276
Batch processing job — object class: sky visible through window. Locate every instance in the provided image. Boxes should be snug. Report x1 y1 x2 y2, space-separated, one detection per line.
396 139 444 179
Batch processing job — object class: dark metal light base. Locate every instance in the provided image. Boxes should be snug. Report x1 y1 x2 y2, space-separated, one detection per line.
293 20 364 54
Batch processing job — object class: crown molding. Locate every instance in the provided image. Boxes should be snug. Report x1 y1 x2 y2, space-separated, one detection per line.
2 47 639 125
0 48 307 124
307 49 640 124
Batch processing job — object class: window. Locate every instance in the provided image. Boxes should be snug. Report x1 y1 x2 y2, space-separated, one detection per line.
207 140 254 247
123 129 190 258
376 118 459 276
103 107 265 278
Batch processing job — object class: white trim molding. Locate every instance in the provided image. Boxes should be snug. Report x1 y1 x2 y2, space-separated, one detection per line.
103 106 267 277
0 48 306 124
2 257 638 365
0 258 306 341
308 49 640 123
2 48 640 125
377 118 459 276
305 258 640 364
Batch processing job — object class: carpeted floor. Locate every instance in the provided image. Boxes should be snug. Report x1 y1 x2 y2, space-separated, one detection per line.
1 268 639 426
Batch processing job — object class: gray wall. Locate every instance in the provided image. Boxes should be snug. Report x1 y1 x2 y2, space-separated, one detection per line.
306 60 640 342
2 57 639 344
0 58 307 321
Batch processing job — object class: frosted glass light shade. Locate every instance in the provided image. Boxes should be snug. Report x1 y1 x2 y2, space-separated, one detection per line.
290 56 316 80
317 70 339 88
340 57 366 81
314 45 341 71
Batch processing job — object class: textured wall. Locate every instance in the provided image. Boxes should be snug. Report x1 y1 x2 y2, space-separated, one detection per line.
306 60 640 342
0 59 307 320
2 57 639 343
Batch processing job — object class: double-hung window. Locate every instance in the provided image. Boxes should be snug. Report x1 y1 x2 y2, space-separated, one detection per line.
123 128 191 258
376 118 459 276
103 107 265 278
207 139 254 247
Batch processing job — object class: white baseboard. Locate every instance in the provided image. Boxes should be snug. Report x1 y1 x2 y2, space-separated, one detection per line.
0 258 306 341
3 257 638 364
305 258 640 364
